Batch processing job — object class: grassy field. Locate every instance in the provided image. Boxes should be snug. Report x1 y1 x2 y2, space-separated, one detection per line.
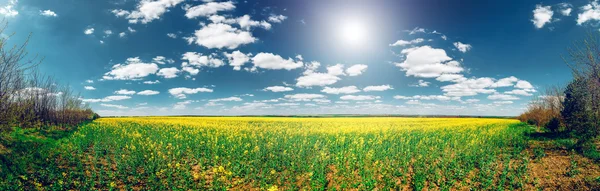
1 117 599 190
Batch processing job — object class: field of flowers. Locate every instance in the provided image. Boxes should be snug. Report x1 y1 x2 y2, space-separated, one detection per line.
4 117 533 190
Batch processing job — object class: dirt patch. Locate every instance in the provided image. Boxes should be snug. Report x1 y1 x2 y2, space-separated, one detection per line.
526 144 600 190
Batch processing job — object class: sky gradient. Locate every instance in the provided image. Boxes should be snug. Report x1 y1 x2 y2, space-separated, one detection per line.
1 0 595 116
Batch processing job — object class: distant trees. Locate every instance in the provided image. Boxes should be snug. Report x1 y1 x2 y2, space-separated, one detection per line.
519 32 600 147
0 21 96 132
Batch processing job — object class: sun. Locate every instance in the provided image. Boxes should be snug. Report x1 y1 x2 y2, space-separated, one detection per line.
338 19 368 47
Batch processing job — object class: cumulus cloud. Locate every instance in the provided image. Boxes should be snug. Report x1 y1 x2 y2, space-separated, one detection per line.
558 3 572 16
111 0 184 24
182 52 224 69
578 1 600 25
396 46 463 78
441 77 496 97
157 67 180 78
143 80 160 84
284 93 326 101
187 23 256 49
411 80 430 87
84 86 96 90
252 52 303 70
224 51 250 70
487 93 520 100
340 95 381 101
100 103 128 109
81 95 132 103
103 57 159 80
84 28 94 35
0 0 18 17
39 10 57 17
321 86 360 94
209 96 242 102
173 100 193 110
184 1 235 19
263 86 293 92
515 80 534 89
504 89 534 96
326 64 345 76
493 76 518 87
453 42 472 53
532 4 553 28
268 14 287 23
114 89 136 95
436 74 466 82
153 56 174 65
345 64 368 76
137 90 160 95
296 73 341 87
168 87 213 99
363 85 393 92
389 38 424 46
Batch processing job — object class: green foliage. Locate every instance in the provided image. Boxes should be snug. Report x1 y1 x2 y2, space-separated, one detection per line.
545 117 561 133
562 78 599 145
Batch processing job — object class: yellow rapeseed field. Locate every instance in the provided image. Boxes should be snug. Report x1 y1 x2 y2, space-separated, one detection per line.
38 117 530 190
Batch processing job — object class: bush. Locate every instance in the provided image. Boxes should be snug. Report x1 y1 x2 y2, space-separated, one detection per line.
545 117 561 133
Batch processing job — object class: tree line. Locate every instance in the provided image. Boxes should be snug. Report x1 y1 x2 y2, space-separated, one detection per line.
0 22 97 132
518 33 600 149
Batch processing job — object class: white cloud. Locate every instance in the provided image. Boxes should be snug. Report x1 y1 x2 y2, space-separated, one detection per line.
326 64 345 76
39 10 57 17
85 80 94 83
157 67 180 78
264 86 293 92
184 1 235 19
81 95 131 103
407 27 425 35
168 87 213 99
345 64 368 76
84 86 95 90
111 0 185 24
493 101 513 105
340 95 381 101
453 42 472 53
119 32 126 38
296 72 340 87
182 52 224 68
237 15 271 30
532 4 553 28
173 100 193 110
181 66 200 75
104 30 113 37
505 89 534 96
252 52 303 70
487 93 520 100
411 80 430 87
0 0 18 17
321 86 360 94
103 57 159 80
393 95 453 101
84 28 94 35
515 80 534 89
436 74 466 82
578 1 600 25
363 85 393 92
100 103 128 109
114 89 136 95
559 3 572 16
209 96 242 102
187 23 255 49
441 77 496 97
167 33 177 38
137 90 160 95
284 93 325 101
396 46 463 78
493 76 518 87
268 14 287 23
224 51 250 70
143 80 160 84
390 38 424 46
152 56 174 65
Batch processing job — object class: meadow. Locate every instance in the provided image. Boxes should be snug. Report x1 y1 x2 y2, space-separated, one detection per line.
2 117 546 190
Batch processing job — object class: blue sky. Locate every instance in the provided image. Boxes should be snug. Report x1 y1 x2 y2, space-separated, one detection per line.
2 0 596 116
